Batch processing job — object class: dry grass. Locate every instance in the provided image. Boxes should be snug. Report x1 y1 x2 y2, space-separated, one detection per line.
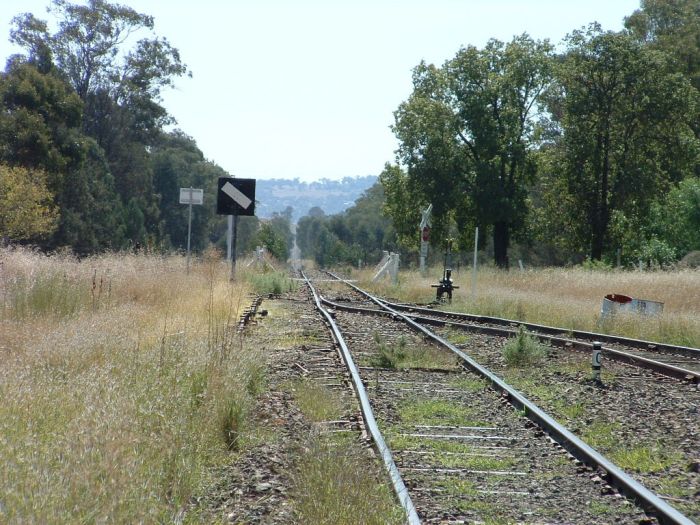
361 265 700 347
0 247 262 523
291 434 404 525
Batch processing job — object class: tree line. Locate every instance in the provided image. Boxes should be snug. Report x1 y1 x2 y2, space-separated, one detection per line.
0 0 293 258
4 1 700 269
382 0 700 268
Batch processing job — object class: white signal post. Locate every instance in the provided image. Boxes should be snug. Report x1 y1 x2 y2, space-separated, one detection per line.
592 341 602 383
419 204 432 276
472 227 479 297
179 187 204 274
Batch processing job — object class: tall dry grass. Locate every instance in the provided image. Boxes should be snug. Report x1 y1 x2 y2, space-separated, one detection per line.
360 265 700 347
0 247 262 523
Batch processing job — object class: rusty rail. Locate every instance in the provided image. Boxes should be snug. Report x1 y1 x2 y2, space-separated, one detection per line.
302 271 421 525
326 271 695 525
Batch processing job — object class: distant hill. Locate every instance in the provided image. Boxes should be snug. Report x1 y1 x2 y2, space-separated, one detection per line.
255 175 378 222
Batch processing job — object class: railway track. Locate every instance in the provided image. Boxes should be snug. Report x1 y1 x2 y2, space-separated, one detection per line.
301 270 699 524
324 271 700 383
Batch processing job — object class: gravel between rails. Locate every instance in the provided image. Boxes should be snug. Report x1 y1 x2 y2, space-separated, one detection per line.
194 288 399 523
431 324 700 522
322 272 699 521
312 274 657 524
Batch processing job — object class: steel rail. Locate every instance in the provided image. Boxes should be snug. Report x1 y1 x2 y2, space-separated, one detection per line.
301 271 421 525
383 300 700 361
326 271 694 525
320 297 699 383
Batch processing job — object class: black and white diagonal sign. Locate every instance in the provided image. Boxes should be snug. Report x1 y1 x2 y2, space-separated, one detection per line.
217 177 256 216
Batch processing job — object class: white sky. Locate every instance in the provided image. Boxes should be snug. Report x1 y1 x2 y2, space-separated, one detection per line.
1 1 640 182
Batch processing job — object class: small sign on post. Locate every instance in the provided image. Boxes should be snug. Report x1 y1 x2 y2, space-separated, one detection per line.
179 187 203 274
179 188 203 205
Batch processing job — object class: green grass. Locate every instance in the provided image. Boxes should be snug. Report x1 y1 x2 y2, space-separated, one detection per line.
448 376 488 392
588 500 617 516
580 421 622 449
218 395 247 451
501 374 558 403
609 445 683 473
387 434 489 454
369 332 406 368
557 401 587 420
430 452 517 471
397 398 490 427
502 325 547 367
246 270 297 295
656 477 695 499
290 434 404 525
369 332 457 370
444 328 472 345
5 273 88 319
288 380 347 422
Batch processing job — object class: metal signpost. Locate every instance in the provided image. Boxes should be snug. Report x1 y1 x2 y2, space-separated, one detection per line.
472 226 479 297
217 177 256 280
179 187 204 273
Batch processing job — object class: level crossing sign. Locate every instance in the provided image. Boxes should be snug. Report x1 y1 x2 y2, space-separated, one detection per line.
217 177 256 216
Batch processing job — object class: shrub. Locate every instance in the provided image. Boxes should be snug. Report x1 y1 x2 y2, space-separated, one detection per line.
502 325 547 367
680 250 700 268
370 333 406 368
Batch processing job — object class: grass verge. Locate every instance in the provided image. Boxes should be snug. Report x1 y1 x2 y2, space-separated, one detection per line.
357 266 700 347
0 247 262 523
290 433 404 525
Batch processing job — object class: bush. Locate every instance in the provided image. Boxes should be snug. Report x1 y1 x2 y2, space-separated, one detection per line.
502 325 547 367
580 257 613 271
370 333 406 369
248 271 296 295
680 251 700 268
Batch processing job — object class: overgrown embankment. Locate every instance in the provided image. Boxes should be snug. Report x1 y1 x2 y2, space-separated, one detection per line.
0 247 262 523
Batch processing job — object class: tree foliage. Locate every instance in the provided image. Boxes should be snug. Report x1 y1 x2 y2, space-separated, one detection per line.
297 182 397 267
541 25 698 261
390 34 553 267
0 164 58 241
625 0 700 90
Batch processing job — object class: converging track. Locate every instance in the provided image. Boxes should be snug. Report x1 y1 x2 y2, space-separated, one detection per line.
301 270 699 524
323 270 700 383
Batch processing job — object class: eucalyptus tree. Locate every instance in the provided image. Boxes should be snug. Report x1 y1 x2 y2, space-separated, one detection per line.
391 34 553 267
10 0 190 247
0 57 126 251
0 165 58 241
625 0 700 90
10 0 188 107
545 25 698 261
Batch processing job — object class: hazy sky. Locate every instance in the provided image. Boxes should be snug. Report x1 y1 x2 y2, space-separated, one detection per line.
1 1 641 182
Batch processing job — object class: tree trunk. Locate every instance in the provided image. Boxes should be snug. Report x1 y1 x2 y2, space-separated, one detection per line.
591 115 612 261
493 221 510 269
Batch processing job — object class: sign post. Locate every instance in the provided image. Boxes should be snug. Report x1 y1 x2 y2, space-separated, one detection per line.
217 177 256 280
179 187 204 274
472 226 479 297
419 204 432 276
